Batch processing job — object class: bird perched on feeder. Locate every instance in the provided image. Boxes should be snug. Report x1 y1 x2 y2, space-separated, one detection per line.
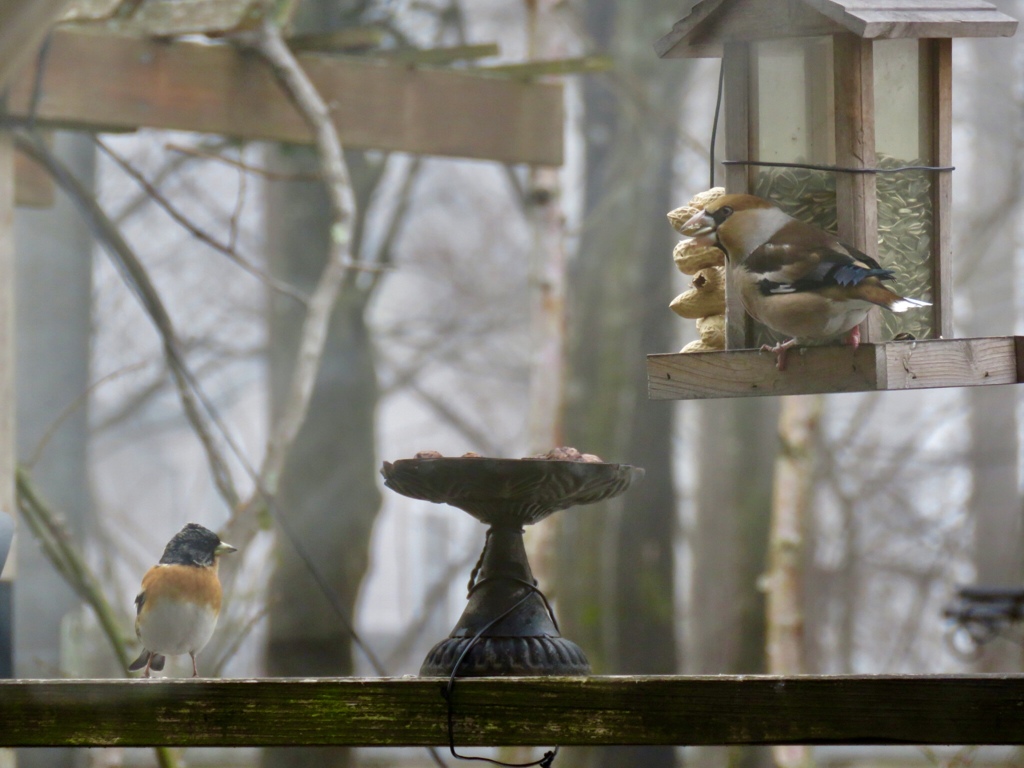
128 523 236 678
681 193 930 369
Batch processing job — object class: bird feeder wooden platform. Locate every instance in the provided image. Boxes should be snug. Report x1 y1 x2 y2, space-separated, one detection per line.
647 0 1018 400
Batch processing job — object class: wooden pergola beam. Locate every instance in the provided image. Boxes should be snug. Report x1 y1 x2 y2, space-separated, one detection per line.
3 28 564 166
2 675 1024 747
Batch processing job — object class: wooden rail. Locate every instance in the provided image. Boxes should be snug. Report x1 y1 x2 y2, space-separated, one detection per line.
2 675 1024 747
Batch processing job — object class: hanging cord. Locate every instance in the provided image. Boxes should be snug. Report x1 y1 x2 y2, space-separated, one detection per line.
441 549 561 768
708 56 725 188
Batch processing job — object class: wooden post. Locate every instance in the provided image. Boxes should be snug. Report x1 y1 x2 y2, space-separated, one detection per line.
0 130 16 768
929 38 953 339
833 34 880 342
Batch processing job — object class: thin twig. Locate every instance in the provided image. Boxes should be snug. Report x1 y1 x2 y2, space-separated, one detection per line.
228 146 248 253
95 137 308 306
164 142 322 181
25 361 148 469
15 130 242 511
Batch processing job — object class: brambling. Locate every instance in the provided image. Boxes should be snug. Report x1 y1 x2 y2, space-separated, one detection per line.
128 523 236 678
681 193 930 369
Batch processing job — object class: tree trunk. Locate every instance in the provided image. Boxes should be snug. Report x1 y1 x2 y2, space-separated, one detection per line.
261 144 382 768
766 396 820 768
558 3 684 767
687 398 776 768
13 132 94 768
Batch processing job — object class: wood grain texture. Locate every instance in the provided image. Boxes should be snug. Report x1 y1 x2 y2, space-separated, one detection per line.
4 676 1024 747
649 345 879 399
879 337 1020 389
4 28 564 166
648 337 1024 400
655 0 1016 58
833 33 880 343
931 38 953 338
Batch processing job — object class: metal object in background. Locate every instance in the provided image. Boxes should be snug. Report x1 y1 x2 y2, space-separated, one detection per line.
381 456 644 677
943 586 1024 657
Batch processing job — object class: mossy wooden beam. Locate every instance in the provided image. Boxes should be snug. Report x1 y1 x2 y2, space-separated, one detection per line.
3 28 563 166
648 337 1024 400
3 675 1024 747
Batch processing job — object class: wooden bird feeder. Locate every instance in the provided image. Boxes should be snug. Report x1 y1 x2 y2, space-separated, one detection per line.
648 0 1021 399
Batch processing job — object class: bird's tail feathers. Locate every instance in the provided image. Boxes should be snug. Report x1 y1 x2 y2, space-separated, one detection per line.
128 649 167 672
128 650 150 672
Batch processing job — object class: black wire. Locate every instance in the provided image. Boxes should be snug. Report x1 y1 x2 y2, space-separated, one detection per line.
708 56 725 189
441 586 560 768
26 33 54 131
721 158 955 174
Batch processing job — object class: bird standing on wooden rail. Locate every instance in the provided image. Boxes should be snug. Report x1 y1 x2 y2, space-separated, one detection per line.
681 193 930 370
128 523 236 678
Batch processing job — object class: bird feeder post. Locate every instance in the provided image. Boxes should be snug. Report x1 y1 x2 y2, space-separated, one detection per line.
722 40 752 348
650 0 1018 400
833 33 880 340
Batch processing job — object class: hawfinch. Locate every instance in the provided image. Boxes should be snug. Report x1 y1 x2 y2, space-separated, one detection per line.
681 193 930 369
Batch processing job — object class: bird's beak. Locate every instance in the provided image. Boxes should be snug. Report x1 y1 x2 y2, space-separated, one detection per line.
681 210 717 247
215 541 237 556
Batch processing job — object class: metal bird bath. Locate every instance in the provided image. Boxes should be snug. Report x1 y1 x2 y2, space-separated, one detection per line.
380 456 644 677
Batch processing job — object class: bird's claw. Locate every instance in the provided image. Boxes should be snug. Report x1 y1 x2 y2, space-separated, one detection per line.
760 339 797 371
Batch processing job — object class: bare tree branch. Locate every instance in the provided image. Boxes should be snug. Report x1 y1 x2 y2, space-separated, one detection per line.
15 129 242 511
240 19 362 499
95 136 309 306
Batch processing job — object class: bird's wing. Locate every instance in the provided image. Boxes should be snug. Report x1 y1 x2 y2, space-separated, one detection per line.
743 220 891 295
134 590 145 616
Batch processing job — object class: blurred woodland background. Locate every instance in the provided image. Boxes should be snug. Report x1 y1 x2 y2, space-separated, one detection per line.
2 0 1024 767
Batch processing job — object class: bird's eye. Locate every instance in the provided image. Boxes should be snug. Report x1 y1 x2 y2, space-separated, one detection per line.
720 206 733 217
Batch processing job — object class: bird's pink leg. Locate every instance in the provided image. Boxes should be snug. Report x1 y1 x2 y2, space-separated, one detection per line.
845 325 861 350
143 654 153 679
760 338 798 371
191 652 199 677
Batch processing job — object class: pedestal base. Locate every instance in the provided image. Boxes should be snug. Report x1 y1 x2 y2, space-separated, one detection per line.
420 635 590 677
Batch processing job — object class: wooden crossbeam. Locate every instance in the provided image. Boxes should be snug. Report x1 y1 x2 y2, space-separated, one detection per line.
3 28 563 166
2 675 1024 747
648 337 1024 400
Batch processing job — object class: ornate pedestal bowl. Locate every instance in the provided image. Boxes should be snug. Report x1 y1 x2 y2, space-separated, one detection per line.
381 455 644 677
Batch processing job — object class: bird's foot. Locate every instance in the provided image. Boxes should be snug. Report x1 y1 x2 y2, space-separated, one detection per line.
760 339 798 371
845 325 861 350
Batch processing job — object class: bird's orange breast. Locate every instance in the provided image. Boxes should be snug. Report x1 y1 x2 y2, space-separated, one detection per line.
139 563 223 614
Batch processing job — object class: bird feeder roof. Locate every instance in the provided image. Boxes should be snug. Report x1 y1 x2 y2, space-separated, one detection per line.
656 0 1018 57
